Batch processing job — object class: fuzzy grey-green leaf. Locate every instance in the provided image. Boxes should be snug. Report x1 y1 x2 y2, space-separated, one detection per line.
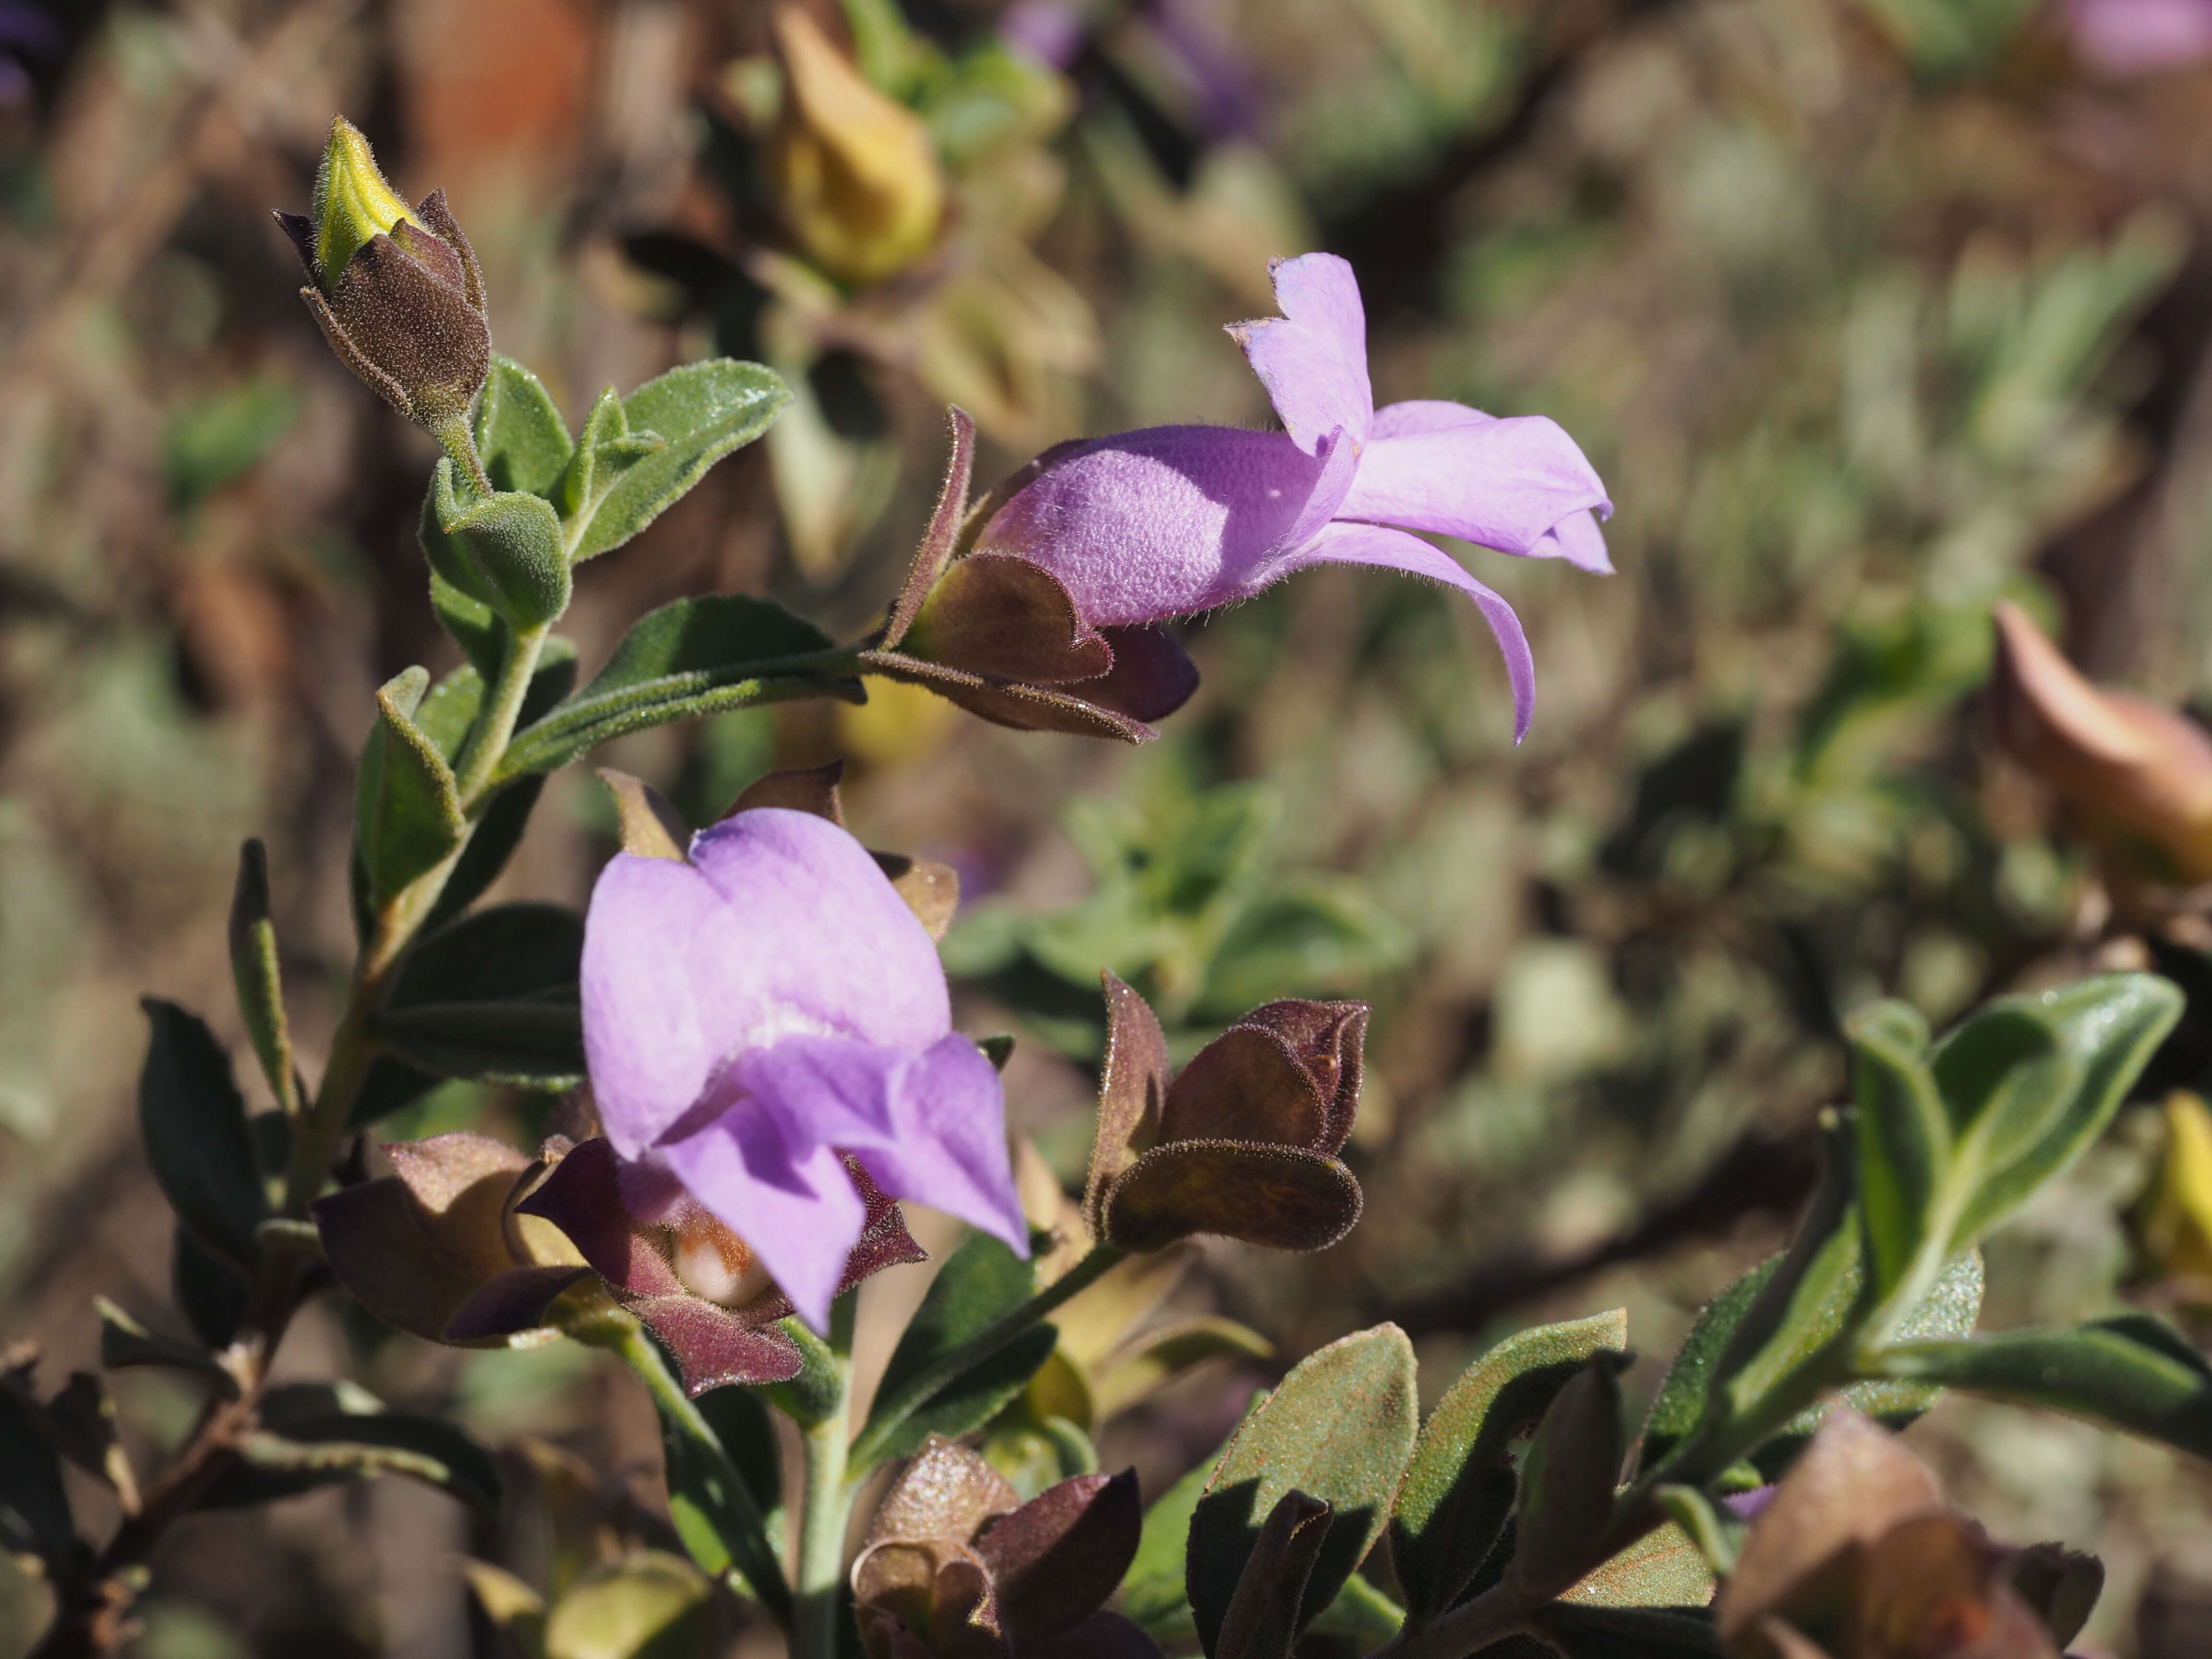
429 462 571 627
357 667 467 904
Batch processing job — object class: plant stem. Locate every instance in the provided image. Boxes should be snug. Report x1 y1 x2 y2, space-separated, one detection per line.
433 414 493 496
847 1244 1125 1470
456 620 550 806
794 1296 857 1659
606 1322 794 1628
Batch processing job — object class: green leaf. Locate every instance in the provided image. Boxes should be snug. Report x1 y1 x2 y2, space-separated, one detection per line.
498 596 854 781
228 839 299 1116
138 1000 266 1267
1510 1355 1628 1602
1861 974 2181 1339
545 1552 713 1659
421 654 575 934
371 903 585 1085
357 667 467 907
1869 1313 2212 1460
1556 1519 1713 1608
426 462 571 627
1392 1310 1628 1622
203 1409 503 1513
1652 1485 1742 1577
0 1373 74 1559
1637 1260 1777 1477
862 1233 1053 1464
1188 1325 1419 1656
476 354 575 497
562 361 790 563
1214 1491 1333 1659
1305 1573 1406 1644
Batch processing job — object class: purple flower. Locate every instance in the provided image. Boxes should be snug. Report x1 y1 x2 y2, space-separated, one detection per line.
2067 0 2212 70
971 253 1611 741
582 806 1025 1329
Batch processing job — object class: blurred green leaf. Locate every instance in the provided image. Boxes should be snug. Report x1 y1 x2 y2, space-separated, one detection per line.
545 1552 713 1659
172 1227 247 1351
202 1409 502 1513
1536 1603 1722 1659
1870 1313 2212 1461
0 1371 74 1560
164 380 300 509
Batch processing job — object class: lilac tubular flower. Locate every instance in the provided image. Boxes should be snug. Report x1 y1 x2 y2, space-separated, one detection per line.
972 253 1611 741
2068 0 2212 71
583 806 1025 1329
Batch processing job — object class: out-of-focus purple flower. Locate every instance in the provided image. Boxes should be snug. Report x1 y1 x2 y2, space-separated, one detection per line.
2067 0 2212 71
1000 0 1086 69
0 4 60 109
579 806 1024 1329
971 253 1611 741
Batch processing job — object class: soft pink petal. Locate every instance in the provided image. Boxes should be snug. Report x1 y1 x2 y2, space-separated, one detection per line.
1532 509 1613 574
1337 402 1612 569
658 1099 868 1330
974 425 1327 625
581 809 950 1157
1282 521 1536 742
1228 253 1373 455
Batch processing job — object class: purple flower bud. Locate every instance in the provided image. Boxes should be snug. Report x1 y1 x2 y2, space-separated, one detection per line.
576 805 1026 1330
966 253 1611 741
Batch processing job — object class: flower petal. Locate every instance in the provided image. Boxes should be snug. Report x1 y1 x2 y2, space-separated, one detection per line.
1338 402 1612 569
581 808 951 1156
739 1033 1028 1261
1283 521 1536 742
658 1098 870 1330
1228 253 1372 455
974 425 1325 625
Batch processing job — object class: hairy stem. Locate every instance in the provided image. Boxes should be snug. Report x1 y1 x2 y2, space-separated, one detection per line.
848 1245 1124 1470
456 620 550 807
795 1296 857 1659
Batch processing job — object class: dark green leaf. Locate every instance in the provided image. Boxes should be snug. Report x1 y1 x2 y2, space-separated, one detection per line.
476 353 574 497
228 839 298 1116
1305 1573 1406 1644
1535 1604 1722 1659
347 1054 442 1129
1869 1313 2212 1460
426 462 571 628
653 1364 790 1617
499 596 854 780
1509 1355 1628 1602
864 1230 1036 1457
1393 1310 1628 1622
371 1000 583 1088
693 1385 780 1517
1189 1325 1419 1656
0 1375 74 1559
1214 1490 1332 1659
357 666 467 907
388 903 583 1006
96 1296 230 1385
173 1226 248 1350
432 570 505 683
565 361 790 562
138 999 265 1266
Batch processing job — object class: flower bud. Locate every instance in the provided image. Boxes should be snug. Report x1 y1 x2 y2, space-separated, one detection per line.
1987 601 2212 903
768 8 944 287
275 117 490 436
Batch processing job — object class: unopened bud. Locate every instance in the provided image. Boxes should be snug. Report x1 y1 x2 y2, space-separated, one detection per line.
275 117 491 437
768 8 944 287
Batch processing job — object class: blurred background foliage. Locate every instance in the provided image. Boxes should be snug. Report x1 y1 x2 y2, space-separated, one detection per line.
9 0 2212 1653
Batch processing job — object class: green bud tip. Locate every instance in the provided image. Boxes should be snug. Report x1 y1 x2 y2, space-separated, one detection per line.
312 116 423 286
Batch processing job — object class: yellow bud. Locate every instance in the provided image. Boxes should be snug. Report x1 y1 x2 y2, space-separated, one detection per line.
768 9 944 287
312 116 424 288
2144 1092 2212 1292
